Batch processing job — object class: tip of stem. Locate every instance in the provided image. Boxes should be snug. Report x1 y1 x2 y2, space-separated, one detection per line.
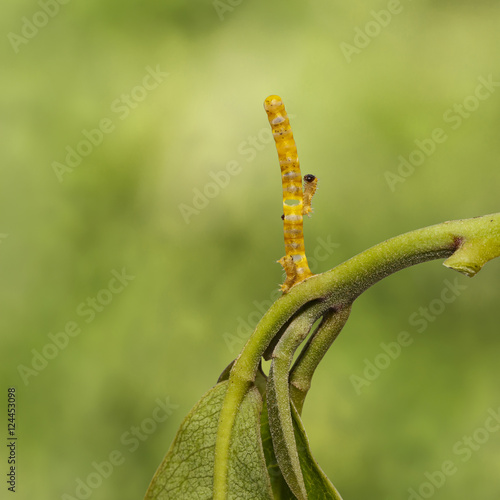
443 261 480 277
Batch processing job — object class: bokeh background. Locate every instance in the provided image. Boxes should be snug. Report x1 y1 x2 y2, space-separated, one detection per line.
1 1 500 499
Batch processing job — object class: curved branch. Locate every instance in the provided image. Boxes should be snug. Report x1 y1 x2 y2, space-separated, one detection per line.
213 213 500 499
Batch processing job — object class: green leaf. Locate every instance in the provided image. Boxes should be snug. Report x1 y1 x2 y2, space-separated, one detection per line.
228 385 274 499
292 404 344 500
261 398 297 500
144 380 273 499
266 304 325 500
261 395 343 500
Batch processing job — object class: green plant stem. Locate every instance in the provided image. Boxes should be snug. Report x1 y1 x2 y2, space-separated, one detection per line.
213 213 500 499
289 306 352 415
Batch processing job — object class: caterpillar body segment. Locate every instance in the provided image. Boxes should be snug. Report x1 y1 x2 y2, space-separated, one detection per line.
264 95 315 292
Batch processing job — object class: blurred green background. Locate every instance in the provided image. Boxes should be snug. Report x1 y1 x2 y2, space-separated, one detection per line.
1 1 500 499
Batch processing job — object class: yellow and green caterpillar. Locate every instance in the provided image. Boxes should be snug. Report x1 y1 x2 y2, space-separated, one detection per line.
264 95 317 292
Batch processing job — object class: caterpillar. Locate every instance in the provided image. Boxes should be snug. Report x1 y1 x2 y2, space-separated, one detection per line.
264 95 317 292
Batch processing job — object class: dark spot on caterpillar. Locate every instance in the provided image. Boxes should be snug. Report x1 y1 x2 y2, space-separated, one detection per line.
281 214 285 220
304 174 316 182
